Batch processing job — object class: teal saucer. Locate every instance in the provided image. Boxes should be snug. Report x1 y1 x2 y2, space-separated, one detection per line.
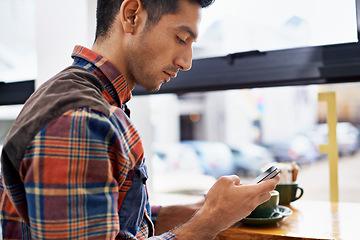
241 205 292 226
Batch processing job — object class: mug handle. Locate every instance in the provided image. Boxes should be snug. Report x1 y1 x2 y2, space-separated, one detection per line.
293 186 304 202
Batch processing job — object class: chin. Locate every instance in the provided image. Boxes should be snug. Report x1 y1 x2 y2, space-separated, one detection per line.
144 84 162 93
138 80 164 93
150 86 162 93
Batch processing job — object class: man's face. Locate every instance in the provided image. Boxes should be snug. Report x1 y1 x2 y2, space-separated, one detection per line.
124 1 202 92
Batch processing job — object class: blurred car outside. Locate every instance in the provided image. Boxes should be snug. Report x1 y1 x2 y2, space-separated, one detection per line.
152 143 203 174
151 143 216 194
268 133 320 165
229 143 276 177
307 122 360 156
181 140 236 179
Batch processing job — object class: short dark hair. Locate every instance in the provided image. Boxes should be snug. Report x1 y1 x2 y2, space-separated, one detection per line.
95 0 215 41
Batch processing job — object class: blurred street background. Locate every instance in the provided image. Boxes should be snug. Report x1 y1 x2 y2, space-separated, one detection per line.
296 152 360 203
1 0 360 207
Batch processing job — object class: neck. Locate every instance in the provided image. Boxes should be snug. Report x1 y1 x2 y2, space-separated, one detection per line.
92 39 136 91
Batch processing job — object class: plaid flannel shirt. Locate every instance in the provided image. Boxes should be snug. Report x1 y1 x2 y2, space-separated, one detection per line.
0 46 178 240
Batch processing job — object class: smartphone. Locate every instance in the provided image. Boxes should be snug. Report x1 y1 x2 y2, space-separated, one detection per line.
250 166 280 184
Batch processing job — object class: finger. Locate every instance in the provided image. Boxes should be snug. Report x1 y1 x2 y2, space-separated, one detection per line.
258 191 272 204
246 182 271 194
223 175 241 186
272 175 280 183
257 176 280 191
270 175 280 187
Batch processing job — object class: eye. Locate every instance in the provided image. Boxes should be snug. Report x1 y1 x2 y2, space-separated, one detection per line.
177 36 186 45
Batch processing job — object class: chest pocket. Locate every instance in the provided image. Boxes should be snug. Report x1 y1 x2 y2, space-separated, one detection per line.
119 163 148 233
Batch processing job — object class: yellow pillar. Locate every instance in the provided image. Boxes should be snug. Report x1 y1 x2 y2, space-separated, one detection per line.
318 92 339 202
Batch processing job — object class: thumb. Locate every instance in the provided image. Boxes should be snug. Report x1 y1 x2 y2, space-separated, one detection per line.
224 175 241 186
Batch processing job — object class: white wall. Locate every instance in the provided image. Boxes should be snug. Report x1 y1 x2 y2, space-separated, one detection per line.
149 94 180 144
35 0 96 87
224 90 259 147
260 86 319 144
127 95 154 190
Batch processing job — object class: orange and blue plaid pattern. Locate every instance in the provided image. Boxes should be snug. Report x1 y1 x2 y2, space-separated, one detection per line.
0 46 178 240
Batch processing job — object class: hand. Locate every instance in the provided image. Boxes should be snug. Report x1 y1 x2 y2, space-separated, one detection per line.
171 175 279 240
200 175 280 232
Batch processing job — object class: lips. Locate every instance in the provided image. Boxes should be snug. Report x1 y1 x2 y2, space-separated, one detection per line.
164 71 177 78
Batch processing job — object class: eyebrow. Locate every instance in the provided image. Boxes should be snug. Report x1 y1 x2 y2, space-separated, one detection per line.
177 25 198 40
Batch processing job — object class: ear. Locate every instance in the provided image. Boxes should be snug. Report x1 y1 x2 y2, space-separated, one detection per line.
120 0 145 34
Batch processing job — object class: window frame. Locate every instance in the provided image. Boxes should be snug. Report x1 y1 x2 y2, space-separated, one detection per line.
1 1 359 104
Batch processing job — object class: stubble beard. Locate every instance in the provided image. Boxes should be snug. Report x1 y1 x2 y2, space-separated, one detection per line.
125 34 164 93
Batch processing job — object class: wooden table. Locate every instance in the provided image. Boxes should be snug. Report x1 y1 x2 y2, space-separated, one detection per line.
216 200 360 240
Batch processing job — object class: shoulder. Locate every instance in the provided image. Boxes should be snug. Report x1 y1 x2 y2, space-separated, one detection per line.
45 106 143 155
45 107 115 138
39 106 144 169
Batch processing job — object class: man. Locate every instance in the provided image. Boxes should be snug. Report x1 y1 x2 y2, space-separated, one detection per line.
0 0 279 239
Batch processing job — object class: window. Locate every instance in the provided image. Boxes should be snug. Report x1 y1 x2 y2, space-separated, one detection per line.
194 0 358 59
0 0 36 82
138 83 360 204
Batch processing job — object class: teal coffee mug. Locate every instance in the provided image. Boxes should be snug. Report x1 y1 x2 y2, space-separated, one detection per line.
248 190 279 218
275 183 304 205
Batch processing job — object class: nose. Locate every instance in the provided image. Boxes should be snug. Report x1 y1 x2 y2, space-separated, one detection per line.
174 46 193 71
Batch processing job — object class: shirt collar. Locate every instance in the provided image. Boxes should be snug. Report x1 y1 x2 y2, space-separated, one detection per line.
71 45 132 107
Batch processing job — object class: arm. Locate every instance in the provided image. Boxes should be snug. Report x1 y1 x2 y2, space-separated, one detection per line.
153 201 204 235
169 175 280 240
